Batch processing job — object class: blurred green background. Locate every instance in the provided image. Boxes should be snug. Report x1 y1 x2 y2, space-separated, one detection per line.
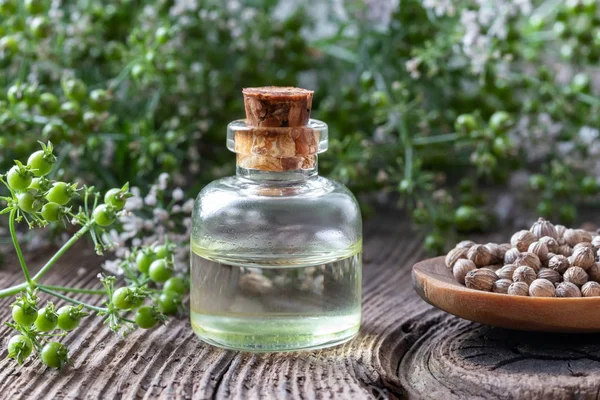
1 0 600 253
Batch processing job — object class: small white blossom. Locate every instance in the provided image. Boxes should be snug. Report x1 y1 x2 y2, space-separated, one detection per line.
405 57 421 79
170 0 198 17
125 187 144 211
458 0 531 74
172 188 185 201
144 193 158 206
102 260 124 275
182 199 194 214
153 208 170 222
423 0 456 17
158 173 169 190
578 126 599 145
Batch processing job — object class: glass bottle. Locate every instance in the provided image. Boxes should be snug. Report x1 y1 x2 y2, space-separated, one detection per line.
190 87 362 351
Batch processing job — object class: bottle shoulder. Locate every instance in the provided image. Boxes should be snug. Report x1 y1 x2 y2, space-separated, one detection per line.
196 175 358 203
191 175 362 255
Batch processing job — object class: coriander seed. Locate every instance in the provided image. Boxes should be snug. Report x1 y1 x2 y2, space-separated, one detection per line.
555 282 582 298
564 229 592 247
504 247 520 264
591 236 600 251
530 218 558 240
485 243 504 264
563 266 589 287
467 244 493 267
514 252 541 272
455 240 476 249
499 243 512 253
507 282 529 296
588 263 600 282
537 268 561 284
513 265 537 285
464 269 498 291
556 244 573 257
538 236 559 253
445 247 468 269
452 259 477 285
492 279 512 294
581 281 600 297
511 230 536 252
555 224 567 238
548 254 570 274
570 246 595 271
527 241 548 265
529 279 555 297
573 242 593 251
496 264 517 280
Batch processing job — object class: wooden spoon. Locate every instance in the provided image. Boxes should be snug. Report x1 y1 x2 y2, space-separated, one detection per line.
412 256 600 333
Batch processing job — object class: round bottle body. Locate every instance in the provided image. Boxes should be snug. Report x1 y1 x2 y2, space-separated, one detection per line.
190 174 362 351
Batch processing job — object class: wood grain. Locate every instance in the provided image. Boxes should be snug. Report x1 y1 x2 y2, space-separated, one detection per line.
1 211 600 399
413 257 600 332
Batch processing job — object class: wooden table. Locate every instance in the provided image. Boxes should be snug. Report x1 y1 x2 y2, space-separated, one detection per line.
2 208 600 399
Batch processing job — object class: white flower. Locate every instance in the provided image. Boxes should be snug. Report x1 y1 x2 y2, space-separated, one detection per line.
182 199 194 214
557 141 576 156
102 259 124 275
153 208 170 222
170 0 198 17
158 173 170 190
376 169 389 183
172 188 185 201
405 57 421 79
121 214 144 236
125 187 144 211
458 0 531 74
578 126 599 145
144 193 157 206
423 0 455 17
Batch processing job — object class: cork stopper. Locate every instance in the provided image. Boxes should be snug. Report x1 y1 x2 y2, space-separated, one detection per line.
242 86 313 127
230 86 325 172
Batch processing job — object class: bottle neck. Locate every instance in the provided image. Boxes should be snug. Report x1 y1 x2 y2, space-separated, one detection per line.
236 158 319 182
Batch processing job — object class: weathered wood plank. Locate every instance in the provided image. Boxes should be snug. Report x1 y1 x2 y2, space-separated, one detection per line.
1 211 600 399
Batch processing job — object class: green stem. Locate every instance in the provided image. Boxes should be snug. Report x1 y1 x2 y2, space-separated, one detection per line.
9 209 33 286
38 287 107 313
38 284 105 295
397 114 413 182
0 282 28 298
33 222 93 282
413 133 459 146
577 93 600 107
121 317 136 324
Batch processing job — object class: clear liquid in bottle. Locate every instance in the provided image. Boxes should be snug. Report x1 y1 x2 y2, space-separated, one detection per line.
190 244 362 351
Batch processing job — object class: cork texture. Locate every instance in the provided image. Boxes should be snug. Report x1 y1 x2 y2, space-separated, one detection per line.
242 87 313 127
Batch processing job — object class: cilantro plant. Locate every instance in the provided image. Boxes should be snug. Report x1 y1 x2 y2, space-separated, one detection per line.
1 142 188 369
